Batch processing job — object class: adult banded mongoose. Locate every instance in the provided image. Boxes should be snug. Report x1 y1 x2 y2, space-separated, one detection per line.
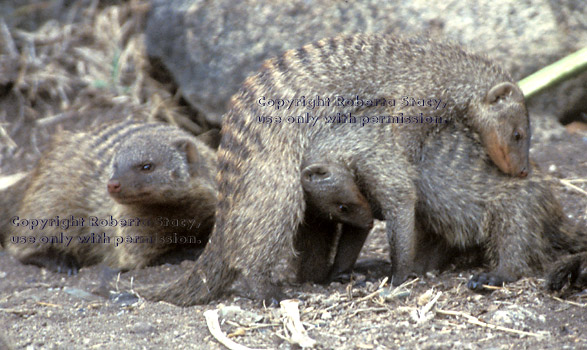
299 122 581 291
296 157 373 284
406 121 580 290
5 120 218 272
151 33 532 305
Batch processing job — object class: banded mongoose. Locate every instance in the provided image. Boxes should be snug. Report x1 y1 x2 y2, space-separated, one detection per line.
5 120 218 272
300 123 579 290
296 157 373 283
406 121 579 290
151 33 532 305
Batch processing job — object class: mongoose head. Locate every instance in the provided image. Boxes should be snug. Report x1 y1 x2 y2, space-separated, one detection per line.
107 135 217 206
470 82 530 178
301 162 374 230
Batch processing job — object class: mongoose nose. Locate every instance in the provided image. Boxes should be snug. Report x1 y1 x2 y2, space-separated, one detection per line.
107 180 121 193
518 169 528 178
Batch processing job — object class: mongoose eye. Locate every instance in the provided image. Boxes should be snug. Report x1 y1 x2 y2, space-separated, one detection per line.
140 163 153 171
338 204 349 213
513 130 523 141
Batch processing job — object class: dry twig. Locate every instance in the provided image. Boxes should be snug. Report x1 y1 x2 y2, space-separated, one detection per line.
204 309 266 350
280 299 316 348
436 308 547 338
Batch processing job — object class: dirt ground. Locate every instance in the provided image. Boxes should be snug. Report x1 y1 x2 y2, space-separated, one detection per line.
0 1 586 349
1 132 586 349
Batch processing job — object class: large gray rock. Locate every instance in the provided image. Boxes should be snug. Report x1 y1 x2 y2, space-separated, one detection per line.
145 0 587 127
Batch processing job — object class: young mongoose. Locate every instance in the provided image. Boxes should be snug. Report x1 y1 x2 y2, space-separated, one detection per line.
151 33 532 305
295 157 373 284
5 120 218 272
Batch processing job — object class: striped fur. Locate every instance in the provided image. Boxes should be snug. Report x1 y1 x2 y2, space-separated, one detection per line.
153 34 558 305
5 120 217 272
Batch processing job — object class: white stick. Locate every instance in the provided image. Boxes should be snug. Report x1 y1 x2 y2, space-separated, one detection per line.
204 309 266 350
280 299 316 348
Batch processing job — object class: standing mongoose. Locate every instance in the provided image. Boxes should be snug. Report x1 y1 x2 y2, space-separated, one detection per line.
150 34 531 305
5 119 218 272
404 122 579 290
299 122 579 291
295 157 373 283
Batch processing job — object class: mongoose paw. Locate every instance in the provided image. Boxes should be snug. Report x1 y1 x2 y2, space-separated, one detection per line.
260 288 287 308
467 273 506 292
547 258 581 291
328 271 353 284
328 272 378 288
53 253 80 276
249 282 287 307
22 251 80 275
390 270 413 287
263 297 282 308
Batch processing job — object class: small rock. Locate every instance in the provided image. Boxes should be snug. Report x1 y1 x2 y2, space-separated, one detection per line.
109 291 140 306
63 287 100 301
129 322 158 335
218 305 264 325
549 164 557 172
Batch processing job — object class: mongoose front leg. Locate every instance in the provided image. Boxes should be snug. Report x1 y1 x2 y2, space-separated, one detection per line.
356 150 418 286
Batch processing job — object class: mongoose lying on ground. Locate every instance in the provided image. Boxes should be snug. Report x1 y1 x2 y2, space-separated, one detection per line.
150 33 534 305
5 120 218 272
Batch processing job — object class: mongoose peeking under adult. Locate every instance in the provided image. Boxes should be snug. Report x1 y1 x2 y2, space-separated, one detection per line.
151 33 534 305
295 157 373 284
5 120 218 273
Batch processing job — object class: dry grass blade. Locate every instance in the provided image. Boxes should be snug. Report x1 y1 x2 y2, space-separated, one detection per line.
551 296 586 308
436 309 547 338
0 18 18 57
560 179 587 197
0 0 187 173
0 172 27 190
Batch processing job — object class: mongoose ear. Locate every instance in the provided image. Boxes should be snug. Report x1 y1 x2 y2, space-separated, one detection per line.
301 164 330 183
174 139 200 166
197 129 221 149
485 82 525 105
